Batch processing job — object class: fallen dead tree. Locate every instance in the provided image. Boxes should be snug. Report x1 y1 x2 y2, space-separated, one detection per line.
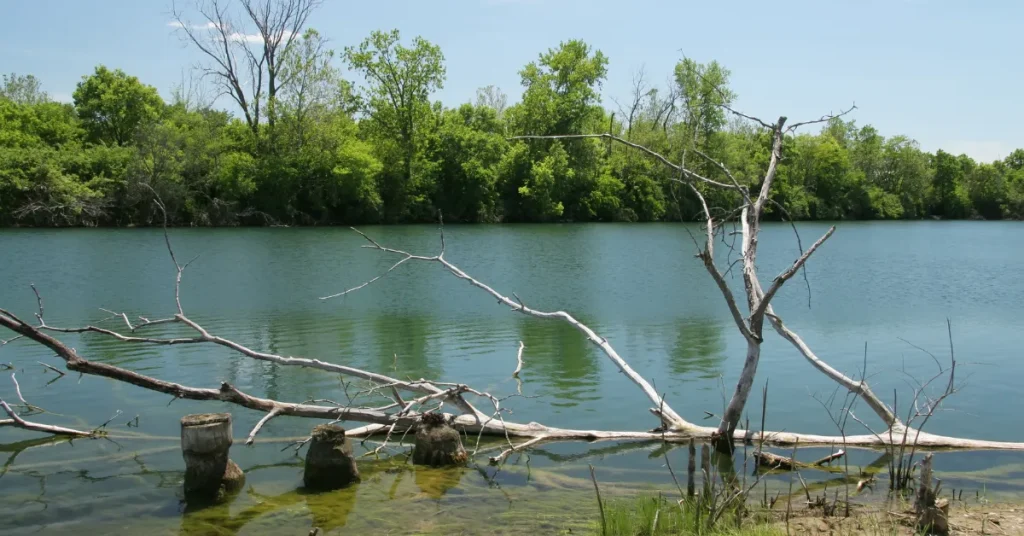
3 110 1024 459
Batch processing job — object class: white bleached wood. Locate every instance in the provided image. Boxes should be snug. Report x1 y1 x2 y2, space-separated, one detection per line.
0 399 92 437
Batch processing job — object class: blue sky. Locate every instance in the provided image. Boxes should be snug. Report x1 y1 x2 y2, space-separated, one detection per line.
3 0 1021 161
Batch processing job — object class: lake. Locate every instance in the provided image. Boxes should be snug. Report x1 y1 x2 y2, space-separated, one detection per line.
2 222 1024 534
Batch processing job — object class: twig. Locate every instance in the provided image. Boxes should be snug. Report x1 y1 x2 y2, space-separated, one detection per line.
0 335 23 347
786 103 857 133
30 283 44 324
96 410 123 430
664 452 686 502
753 226 836 321
281 436 312 453
589 464 607 535
319 255 414 300
38 361 65 376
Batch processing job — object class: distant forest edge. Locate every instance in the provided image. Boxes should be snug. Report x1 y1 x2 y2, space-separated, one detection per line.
3 29 1024 227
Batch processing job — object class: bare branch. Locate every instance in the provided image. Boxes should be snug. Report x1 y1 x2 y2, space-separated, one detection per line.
38 361 65 376
752 226 836 321
246 408 282 445
0 400 92 437
512 341 524 377
721 104 775 130
489 436 545 465
691 146 751 204
30 284 43 324
786 103 857 133
685 182 756 342
10 373 33 410
319 255 413 300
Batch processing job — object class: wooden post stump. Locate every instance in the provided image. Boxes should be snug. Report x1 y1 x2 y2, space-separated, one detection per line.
181 413 244 501
412 412 468 467
686 438 696 497
303 424 360 490
915 454 949 535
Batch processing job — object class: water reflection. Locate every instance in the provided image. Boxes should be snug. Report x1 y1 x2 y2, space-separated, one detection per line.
371 315 442 380
177 461 468 535
516 316 600 407
414 465 468 500
669 316 726 380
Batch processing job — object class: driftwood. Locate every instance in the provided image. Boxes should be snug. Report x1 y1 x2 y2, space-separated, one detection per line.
753 449 845 471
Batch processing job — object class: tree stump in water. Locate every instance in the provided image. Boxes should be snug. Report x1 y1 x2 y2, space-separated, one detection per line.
412 412 467 467
303 424 360 490
181 413 245 501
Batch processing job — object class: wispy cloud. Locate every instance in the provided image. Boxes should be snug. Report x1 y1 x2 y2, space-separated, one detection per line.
166 20 293 45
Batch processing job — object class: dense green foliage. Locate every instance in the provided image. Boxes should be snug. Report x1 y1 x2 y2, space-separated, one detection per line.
3 33 1024 226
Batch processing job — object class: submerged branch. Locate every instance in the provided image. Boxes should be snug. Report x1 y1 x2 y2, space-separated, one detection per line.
0 400 93 437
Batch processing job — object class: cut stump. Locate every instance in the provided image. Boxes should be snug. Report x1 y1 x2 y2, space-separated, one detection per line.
412 412 468 467
303 424 360 490
181 413 245 501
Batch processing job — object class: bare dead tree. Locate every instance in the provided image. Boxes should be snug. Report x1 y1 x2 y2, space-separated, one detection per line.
239 0 321 132
611 66 652 141
171 0 321 136
506 98 1022 455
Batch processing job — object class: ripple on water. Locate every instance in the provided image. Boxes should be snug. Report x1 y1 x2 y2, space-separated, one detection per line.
3 223 1024 533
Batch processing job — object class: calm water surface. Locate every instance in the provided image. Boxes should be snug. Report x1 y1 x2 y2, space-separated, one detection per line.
1 222 1023 534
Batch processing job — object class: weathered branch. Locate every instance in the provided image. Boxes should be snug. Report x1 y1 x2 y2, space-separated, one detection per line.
766 307 899 427
245 408 281 445
0 400 93 437
512 341 524 377
685 182 756 342
786 103 857 133
751 226 835 321
489 436 545 465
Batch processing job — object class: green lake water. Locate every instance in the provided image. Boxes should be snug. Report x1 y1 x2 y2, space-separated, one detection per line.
1 222 1023 534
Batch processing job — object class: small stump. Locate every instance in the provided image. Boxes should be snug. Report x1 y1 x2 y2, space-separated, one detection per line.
412 412 467 467
304 424 360 490
916 454 949 535
181 413 245 501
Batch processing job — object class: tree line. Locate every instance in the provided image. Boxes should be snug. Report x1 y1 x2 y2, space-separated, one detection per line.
3 25 1024 226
